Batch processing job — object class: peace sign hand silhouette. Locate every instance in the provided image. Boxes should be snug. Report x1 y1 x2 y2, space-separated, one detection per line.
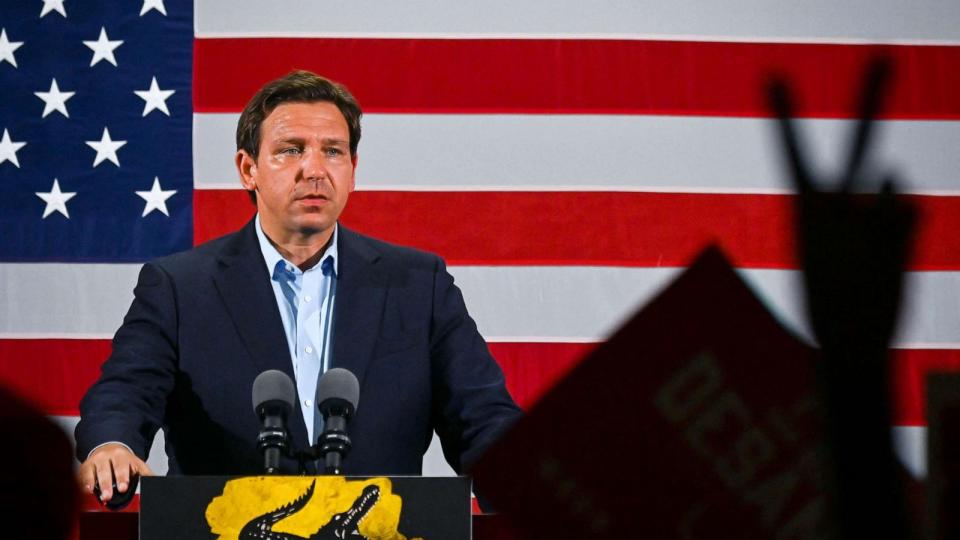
767 56 916 356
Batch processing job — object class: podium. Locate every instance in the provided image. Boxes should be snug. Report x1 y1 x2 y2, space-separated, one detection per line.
79 475 523 539
141 475 469 539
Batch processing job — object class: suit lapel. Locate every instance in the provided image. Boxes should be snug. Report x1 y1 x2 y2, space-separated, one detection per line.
332 226 387 390
212 219 310 448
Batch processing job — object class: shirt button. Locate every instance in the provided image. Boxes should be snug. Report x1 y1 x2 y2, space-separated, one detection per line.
304 399 312 407
304 295 312 303
305 346 313 354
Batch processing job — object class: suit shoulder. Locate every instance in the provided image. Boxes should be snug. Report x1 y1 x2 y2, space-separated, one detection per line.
345 228 443 270
148 228 240 275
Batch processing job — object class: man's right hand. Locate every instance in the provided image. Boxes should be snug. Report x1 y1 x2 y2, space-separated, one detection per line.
78 443 154 502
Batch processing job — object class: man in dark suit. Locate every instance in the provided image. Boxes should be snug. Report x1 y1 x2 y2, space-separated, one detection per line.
76 71 522 502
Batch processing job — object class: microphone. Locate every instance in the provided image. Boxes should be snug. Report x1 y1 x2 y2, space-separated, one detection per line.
252 370 296 474
315 368 360 474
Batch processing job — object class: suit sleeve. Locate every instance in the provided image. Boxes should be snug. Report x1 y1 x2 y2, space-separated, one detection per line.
75 262 179 461
428 257 523 473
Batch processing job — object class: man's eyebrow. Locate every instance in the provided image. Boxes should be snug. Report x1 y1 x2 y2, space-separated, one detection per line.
272 136 305 146
270 137 347 146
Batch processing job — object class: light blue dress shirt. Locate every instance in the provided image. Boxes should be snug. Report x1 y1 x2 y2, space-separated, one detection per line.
255 215 338 444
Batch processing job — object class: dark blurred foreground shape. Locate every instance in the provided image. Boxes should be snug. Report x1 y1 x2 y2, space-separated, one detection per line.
0 384 79 539
926 374 960 539
473 56 922 538
473 246 826 538
768 55 914 538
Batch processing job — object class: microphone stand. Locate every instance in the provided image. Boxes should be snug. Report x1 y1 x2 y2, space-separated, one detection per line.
256 416 289 475
288 418 353 475
316 414 352 475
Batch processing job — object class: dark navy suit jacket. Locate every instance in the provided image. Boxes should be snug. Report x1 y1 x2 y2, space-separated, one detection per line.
76 220 522 476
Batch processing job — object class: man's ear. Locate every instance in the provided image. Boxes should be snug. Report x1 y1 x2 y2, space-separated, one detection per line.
350 153 359 192
236 150 258 191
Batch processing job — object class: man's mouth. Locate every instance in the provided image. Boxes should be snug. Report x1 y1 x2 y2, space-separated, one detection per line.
298 194 330 204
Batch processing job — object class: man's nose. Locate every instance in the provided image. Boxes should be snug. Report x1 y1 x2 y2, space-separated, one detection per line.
300 148 328 182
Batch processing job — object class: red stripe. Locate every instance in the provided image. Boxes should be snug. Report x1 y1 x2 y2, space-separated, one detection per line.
193 38 960 118
194 191 256 249
488 342 597 409
1 338 953 425
0 340 111 416
891 348 960 426
193 190 960 270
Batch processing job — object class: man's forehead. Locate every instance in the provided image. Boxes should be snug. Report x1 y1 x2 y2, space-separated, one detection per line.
263 101 349 135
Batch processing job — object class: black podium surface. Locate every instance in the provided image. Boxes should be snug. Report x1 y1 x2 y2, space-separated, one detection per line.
140 475 471 539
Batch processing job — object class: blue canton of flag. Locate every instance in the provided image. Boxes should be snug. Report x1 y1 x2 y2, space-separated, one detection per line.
0 0 193 262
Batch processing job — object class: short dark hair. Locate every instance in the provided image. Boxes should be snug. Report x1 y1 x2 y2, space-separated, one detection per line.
236 70 362 203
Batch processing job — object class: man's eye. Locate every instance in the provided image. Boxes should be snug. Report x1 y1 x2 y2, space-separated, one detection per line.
280 147 301 155
325 148 344 157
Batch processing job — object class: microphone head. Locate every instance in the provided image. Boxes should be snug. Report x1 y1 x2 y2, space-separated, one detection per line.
252 369 296 418
316 368 360 417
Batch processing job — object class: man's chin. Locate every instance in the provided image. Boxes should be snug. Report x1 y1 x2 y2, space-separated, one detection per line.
290 217 337 237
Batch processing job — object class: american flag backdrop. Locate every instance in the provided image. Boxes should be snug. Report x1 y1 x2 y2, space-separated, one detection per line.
1 0 960 478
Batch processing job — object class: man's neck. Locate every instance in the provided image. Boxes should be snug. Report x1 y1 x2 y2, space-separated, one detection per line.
262 225 334 271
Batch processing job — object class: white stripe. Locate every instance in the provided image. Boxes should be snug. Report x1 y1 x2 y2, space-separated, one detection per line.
892 425 927 479
194 114 960 194
4 264 960 347
190 33 960 46
2 333 116 340
194 184 960 197
194 0 960 43
486 336 601 344
0 263 139 338
195 33 960 47
423 433 456 477
453 267 960 347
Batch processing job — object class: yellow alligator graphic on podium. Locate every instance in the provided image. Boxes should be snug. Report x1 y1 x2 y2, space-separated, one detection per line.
205 476 418 540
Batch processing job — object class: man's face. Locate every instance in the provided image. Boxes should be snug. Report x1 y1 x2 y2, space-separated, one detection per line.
236 101 356 240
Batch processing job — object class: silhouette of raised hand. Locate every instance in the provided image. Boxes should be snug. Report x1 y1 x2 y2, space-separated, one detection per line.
767 55 915 539
768 57 916 356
